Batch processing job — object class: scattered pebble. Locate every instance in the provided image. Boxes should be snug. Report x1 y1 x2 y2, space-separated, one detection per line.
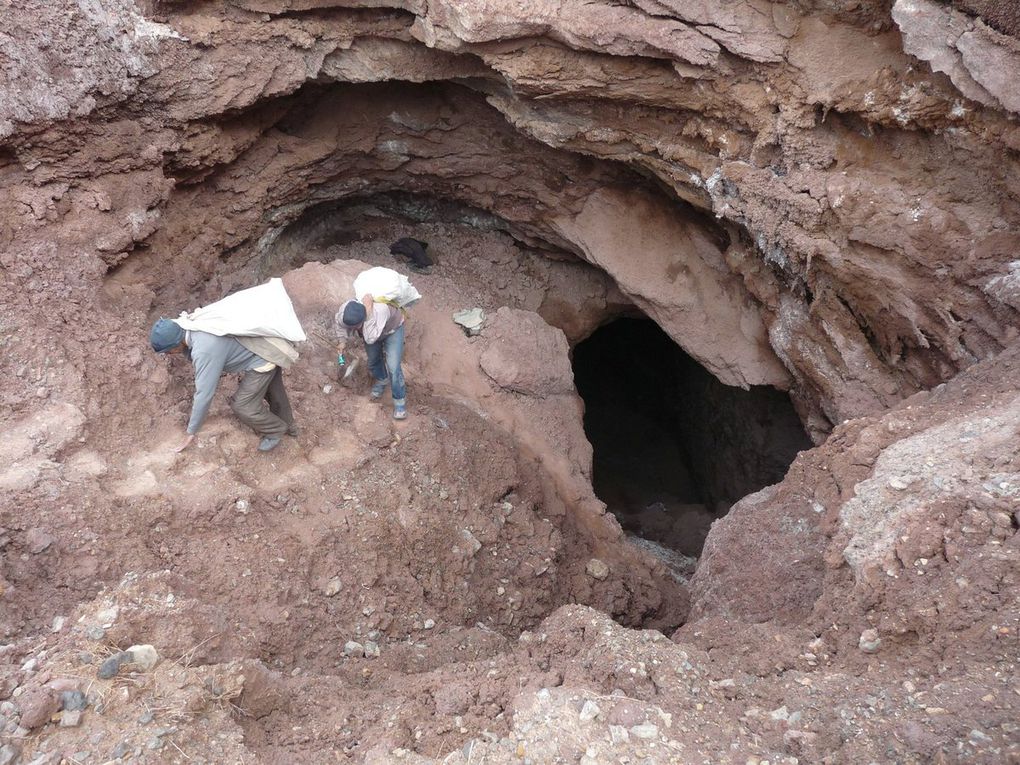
585 559 610 581
110 742 130 760
324 578 342 597
579 700 600 722
343 641 365 658
630 722 658 740
424 619 436 630
858 629 881 653
86 626 106 641
60 709 83 727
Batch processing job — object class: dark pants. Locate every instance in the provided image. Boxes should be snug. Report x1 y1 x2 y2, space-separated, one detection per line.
231 367 293 438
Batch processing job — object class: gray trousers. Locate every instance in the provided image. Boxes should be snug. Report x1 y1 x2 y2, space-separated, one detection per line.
230 367 293 438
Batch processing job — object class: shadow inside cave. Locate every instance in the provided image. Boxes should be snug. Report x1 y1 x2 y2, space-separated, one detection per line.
573 317 812 560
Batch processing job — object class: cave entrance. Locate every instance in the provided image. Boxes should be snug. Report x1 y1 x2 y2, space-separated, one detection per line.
573 317 812 562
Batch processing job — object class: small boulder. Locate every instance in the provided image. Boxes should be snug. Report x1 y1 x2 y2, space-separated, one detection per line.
126 645 159 671
18 687 59 729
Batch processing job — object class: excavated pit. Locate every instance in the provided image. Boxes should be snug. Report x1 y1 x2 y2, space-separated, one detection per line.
574 317 812 558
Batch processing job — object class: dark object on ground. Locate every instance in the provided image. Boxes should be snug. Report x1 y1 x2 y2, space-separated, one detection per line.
259 436 282 452
61 690 87 711
389 238 433 272
98 652 132 679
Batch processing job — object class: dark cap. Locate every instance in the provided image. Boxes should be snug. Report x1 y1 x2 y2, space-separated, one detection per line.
341 300 367 327
150 318 184 353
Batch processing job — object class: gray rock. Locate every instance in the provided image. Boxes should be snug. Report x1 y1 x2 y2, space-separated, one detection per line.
343 641 364 658
364 641 380 658
0 744 21 765
25 529 54 554
85 626 106 641
60 709 83 727
110 741 130 759
459 529 481 556
60 690 87 711
452 308 486 336
98 651 131 679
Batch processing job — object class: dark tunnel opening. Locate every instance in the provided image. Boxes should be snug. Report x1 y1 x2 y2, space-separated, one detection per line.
573 317 812 560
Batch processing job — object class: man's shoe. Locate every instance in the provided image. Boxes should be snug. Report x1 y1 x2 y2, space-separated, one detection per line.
370 380 388 400
393 405 408 420
258 436 282 452
287 423 300 437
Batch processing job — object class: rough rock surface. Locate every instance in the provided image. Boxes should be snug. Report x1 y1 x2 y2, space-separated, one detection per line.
479 307 575 397
2 0 1019 762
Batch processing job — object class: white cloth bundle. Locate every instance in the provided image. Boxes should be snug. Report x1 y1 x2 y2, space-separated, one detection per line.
175 278 307 342
353 267 421 308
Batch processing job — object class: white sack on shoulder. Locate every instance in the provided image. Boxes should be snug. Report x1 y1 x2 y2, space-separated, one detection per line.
353 267 421 308
175 278 307 342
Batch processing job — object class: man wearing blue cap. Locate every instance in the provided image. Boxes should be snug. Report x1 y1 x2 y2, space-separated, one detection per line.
336 294 407 420
149 318 297 452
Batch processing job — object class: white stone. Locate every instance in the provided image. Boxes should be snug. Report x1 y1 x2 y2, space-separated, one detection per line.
858 629 882 653
630 723 659 740
585 558 610 581
126 644 159 671
324 578 342 597
579 700 601 722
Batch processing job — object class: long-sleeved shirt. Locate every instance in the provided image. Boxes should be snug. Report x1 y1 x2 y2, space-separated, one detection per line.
186 330 266 434
336 302 404 345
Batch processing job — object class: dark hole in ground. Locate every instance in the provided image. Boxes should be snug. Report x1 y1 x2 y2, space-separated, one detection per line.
573 317 812 558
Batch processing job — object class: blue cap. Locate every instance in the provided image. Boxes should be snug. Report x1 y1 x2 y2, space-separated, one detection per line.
150 318 184 353
341 300 367 327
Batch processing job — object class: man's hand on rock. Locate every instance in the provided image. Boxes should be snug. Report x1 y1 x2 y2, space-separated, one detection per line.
174 433 195 453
